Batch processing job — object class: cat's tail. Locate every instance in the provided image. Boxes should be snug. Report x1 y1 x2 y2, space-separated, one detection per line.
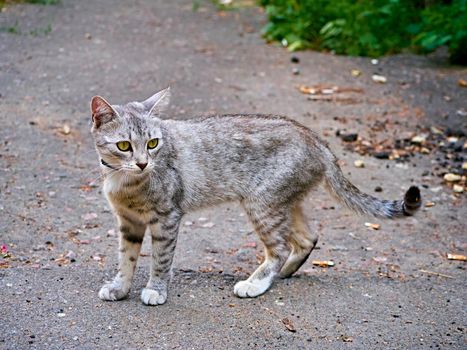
321 148 421 219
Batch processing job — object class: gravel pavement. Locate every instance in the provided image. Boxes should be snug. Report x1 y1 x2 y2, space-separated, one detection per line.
0 1 466 349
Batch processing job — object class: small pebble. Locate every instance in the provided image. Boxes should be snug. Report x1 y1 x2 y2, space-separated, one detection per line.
444 173 461 182
411 135 426 144
340 133 358 142
354 160 365 168
373 151 390 159
374 186 383 192
292 68 300 75
290 56 300 63
372 74 386 83
62 125 71 135
453 184 464 193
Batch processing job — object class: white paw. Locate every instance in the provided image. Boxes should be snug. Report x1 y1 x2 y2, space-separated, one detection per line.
234 279 270 298
98 283 129 301
141 288 167 306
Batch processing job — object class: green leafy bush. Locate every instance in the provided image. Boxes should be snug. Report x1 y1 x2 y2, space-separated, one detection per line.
259 0 467 64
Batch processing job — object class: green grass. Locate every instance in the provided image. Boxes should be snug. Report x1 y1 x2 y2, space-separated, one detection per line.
259 0 467 64
26 0 59 3
0 0 56 36
0 0 59 8
0 20 20 34
0 20 52 36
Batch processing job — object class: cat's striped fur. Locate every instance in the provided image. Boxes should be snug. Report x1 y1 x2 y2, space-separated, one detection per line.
91 88 421 304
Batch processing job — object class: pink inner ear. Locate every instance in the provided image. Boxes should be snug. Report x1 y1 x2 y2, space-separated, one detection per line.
91 98 102 115
92 97 109 115
91 96 115 128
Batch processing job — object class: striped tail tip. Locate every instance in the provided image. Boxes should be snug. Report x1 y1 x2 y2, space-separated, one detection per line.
403 186 421 216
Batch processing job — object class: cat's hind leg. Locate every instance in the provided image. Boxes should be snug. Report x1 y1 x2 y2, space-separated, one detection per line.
99 215 145 301
234 204 291 298
279 203 318 278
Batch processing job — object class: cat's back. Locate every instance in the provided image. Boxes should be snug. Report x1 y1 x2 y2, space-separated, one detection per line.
163 113 325 174
164 114 320 149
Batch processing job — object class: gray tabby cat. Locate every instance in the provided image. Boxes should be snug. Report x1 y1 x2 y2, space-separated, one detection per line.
90 87 421 305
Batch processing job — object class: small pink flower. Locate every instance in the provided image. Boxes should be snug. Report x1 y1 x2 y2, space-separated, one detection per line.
1 244 7 254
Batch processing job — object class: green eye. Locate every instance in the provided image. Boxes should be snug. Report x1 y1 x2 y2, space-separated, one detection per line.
147 138 159 149
116 141 131 152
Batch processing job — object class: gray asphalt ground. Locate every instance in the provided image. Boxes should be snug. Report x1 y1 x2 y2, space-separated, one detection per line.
0 1 466 349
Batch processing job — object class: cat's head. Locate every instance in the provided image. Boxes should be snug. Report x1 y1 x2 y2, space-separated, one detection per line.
90 87 170 175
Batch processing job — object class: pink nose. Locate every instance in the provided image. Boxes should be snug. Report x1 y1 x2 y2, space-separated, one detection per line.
136 163 147 170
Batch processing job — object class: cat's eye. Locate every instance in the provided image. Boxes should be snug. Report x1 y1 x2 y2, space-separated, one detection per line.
116 141 131 152
147 138 159 149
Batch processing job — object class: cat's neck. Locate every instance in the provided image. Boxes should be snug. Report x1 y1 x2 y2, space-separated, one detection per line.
103 171 150 196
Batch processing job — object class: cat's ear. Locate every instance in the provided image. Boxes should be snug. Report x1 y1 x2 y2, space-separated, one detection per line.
90 96 118 129
142 87 171 117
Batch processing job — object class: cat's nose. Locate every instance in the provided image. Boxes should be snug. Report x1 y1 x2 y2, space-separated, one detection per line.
136 163 148 170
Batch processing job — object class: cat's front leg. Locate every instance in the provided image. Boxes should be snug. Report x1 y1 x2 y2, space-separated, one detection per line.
99 216 146 301
141 211 181 306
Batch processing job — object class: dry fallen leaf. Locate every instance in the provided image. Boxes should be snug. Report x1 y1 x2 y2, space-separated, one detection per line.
458 79 467 87
312 260 335 267
365 222 381 230
299 85 319 95
0 261 11 268
419 269 454 278
341 336 353 342
198 266 213 273
372 256 388 263
79 184 93 192
243 242 257 248
281 318 296 332
447 253 466 261
299 84 363 96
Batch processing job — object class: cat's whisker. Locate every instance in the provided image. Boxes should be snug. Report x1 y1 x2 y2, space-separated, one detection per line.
86 166 123 185
81 162 123 181
86 171 110 185
80 165 106 180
